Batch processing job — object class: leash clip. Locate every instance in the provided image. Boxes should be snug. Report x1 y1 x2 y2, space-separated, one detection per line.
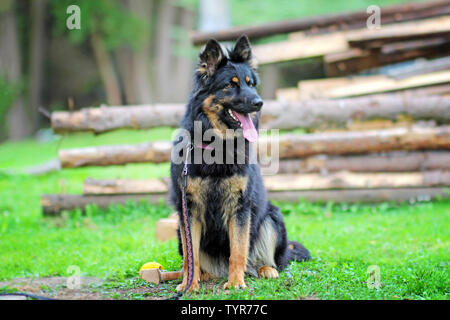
183 143 193 176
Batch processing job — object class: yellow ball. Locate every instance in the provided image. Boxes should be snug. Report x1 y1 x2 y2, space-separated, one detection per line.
139 262 164 276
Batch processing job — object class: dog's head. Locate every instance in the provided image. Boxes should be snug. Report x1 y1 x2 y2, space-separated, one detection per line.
191 35 262 142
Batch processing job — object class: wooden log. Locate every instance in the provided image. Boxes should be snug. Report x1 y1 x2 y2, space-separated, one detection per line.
265 171 450 190
267 187 450 203
262 94 450 130
52 94 450 133
268 126 450 159
81 171 450 195
275 88 300 102
58 126 450 167
41 187 450 215
83 177 169 195
189 0 450 45
51 104 185 134
58 141 172 168
41 194 168 216
273 151 450 174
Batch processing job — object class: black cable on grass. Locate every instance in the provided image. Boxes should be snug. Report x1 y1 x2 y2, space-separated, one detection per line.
0 292 56 300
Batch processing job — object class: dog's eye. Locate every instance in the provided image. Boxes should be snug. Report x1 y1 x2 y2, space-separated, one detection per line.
245 75 253 87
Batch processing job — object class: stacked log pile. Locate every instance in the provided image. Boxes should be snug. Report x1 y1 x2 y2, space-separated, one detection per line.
41 1 450 215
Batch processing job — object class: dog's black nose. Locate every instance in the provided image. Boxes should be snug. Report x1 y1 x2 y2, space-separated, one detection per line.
252 99 263 110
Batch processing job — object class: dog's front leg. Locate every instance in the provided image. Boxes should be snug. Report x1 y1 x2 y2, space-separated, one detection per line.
177 218 202 292
224 215 250 289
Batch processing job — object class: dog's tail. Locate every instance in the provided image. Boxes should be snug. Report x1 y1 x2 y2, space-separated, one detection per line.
287 240 311 262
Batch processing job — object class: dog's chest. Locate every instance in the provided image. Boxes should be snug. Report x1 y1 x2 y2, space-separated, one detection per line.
185 175 248 228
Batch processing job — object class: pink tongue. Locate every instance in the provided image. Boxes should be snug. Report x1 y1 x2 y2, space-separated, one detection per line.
233 111 258 142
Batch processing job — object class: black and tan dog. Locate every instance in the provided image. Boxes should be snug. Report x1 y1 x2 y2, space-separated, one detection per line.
170 35 310 292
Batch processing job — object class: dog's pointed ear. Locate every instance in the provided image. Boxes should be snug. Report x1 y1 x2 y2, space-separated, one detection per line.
198 39 225 77
231 35 252 61
230 35 257 69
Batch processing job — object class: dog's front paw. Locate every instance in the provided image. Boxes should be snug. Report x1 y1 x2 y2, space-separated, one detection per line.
223 279 247 290
176 280 200 293
258 266 279 279
176 282 186 292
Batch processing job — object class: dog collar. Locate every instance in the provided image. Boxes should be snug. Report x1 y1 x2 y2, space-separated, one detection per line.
195 143 213 150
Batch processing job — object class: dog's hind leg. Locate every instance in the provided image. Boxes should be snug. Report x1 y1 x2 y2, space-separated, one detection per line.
258 266 279 279
223 217 250 289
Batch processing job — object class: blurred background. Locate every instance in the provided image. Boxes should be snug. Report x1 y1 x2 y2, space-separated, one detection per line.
0 0 421 141
1 0 449 300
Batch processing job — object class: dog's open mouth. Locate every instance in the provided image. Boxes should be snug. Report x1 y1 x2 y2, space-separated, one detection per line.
226 109 258 142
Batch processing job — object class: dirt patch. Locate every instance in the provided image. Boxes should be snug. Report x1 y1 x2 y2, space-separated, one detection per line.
0 277 107 300
0 276 216 300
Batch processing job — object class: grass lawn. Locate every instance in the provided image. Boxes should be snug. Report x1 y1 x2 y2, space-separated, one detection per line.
0 129 449 300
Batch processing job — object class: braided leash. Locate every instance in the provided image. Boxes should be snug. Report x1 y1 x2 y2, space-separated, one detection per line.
177 144 195 297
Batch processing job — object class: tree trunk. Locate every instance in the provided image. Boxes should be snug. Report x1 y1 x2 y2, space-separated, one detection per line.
171 6 195 102
0 0 32 140
29 0 47 130
198 0 231 32
90 32 122 105
154 0 176 102
116 0 153 104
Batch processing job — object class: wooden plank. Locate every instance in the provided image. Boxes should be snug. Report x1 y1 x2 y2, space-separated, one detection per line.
387 56 450 80
324 38 450 77
189 0 450 45
332 70 450 98
346 16 450 49
252 32 348 64
254 17 450 65
298 70 450 99
297 77 360 100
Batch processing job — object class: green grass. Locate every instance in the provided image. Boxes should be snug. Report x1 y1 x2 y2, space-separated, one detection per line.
231 0 422 26
0 129 449 299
